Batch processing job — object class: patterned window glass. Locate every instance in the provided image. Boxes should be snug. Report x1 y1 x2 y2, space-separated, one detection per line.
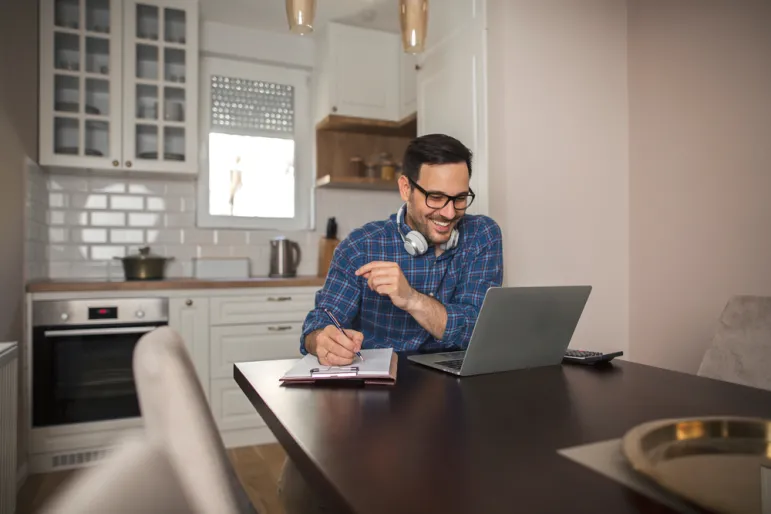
210 75 294 134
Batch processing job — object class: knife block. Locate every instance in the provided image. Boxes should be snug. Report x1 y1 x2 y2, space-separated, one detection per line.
317 237 340 278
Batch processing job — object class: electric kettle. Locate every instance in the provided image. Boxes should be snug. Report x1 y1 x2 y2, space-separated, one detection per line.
269 236 301 278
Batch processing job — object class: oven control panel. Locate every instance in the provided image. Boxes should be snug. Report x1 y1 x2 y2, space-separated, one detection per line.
33 298 168 326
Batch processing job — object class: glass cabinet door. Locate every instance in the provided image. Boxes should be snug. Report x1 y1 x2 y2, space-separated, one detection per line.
123 1 197 173
43 0 122 168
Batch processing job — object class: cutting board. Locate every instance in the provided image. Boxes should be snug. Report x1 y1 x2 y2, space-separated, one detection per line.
317 237 339 278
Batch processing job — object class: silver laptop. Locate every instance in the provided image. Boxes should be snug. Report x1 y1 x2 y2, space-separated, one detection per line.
407 285 592 376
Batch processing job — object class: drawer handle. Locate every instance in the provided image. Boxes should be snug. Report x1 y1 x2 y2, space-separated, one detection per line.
268 325 293 331
268 296 292 302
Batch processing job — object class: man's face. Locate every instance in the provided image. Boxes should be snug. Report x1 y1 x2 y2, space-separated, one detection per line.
398 162 471 246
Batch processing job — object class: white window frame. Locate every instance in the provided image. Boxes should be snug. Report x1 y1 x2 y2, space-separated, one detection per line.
197 56 312 230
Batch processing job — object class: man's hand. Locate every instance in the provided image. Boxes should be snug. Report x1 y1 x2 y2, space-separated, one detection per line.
307 325 364 366
355 261 417 311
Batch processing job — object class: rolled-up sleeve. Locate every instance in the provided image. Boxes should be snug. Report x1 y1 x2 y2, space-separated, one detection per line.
300 239 362 354
433 221 504 349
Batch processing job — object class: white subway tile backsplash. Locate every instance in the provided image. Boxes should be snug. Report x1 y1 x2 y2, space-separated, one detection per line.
49 193 68 208
181 196 196 212
48 227 68 243
110 229 145 244
128 182 165 195
146 196 182 211
48 262 71 278
128 212 161 227
71 193 108 209
215 230 249 245
48 245 88 261
165 182 195 196
48 210 89 226
110 195 145 210
73 228 108 243
89 178 126 193
165 212 195 227
183 229 215 244
91 212 126 227
146 229 183 244
33 170 400 279
91 245 126 260
162 245 197 260
49 175 88 192
70 261 109 278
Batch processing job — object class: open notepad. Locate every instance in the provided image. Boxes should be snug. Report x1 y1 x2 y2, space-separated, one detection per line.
280 348 398 385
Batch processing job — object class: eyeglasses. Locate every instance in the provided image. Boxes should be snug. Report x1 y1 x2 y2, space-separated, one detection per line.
408 177 476 210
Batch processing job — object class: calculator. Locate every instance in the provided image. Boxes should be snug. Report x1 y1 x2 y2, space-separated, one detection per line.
563 349 623 365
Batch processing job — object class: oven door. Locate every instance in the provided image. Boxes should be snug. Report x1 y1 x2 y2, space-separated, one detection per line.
32 322 166 428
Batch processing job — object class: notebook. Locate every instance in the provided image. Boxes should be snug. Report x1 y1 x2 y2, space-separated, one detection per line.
280 348 398 386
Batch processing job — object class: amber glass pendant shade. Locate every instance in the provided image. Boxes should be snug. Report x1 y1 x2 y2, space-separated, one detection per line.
399 0 428 53
286 0 316 35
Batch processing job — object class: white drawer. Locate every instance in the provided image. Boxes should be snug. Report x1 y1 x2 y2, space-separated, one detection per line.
210 378 265 432
210 324 304 379
210 293 315 326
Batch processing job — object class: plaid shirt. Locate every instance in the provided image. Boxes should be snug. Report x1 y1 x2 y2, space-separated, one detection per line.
300 211 504 353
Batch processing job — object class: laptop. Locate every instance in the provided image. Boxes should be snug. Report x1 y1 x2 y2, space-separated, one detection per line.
407 285 592 377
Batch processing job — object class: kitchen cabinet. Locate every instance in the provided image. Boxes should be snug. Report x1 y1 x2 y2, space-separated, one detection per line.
314 22 408 123
39 0 199 174
168 296 210 398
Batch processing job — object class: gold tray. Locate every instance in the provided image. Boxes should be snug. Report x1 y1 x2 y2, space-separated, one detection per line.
622 416 771 514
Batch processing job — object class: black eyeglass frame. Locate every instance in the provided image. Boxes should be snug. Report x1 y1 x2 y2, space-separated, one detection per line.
407 176 476 210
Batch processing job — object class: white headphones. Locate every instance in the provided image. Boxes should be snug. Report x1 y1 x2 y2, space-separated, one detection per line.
396 203 460 256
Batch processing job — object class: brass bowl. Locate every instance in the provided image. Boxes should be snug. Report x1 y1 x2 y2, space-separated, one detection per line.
622 416 771 514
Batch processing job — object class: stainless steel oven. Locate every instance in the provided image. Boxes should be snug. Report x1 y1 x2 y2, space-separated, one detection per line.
32 298 168 428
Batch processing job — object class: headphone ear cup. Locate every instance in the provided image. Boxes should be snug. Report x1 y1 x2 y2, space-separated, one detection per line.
440 229 460 251
404 231 428 256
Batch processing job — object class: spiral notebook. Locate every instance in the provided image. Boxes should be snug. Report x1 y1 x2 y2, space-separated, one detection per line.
280 348 398 385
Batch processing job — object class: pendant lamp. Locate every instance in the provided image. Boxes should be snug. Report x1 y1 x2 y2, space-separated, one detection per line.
286 0 316 35
399 0 428 53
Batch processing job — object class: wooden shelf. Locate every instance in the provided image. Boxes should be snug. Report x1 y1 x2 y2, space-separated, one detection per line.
316 175 400 191
316 112 417 137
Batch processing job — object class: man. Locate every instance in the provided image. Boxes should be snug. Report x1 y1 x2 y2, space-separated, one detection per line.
300 133 504 364
278 133 503 513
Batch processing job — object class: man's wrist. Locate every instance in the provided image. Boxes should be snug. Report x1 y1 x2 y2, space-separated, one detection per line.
404 288 426 314
304 329 321 355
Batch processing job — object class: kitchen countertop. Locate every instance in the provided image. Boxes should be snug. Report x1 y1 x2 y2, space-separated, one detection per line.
26 276 327 293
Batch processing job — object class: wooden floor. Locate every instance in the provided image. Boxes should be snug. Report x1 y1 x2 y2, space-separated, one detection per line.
16 444 288 514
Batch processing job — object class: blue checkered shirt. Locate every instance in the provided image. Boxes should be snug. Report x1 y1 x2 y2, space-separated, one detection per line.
300 211 504 353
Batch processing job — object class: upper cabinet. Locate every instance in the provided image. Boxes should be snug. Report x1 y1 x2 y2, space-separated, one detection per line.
39 0 199 174
314 22 415 124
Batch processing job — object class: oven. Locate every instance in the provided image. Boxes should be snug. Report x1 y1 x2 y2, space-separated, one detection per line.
31 298 168 428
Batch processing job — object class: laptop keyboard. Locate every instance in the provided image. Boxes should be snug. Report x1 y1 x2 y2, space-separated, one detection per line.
436 359 464 370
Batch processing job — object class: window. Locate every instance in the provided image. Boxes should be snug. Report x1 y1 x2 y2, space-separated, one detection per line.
197 57 311 230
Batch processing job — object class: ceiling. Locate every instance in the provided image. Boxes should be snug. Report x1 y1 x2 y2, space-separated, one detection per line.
199 0 401 35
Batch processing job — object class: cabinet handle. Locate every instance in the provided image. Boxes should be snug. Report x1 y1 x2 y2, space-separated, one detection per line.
112 160 119 167
332 106 338 113
267 296 292 302
185 299 193 306
125 160 132 168
415 64 421 71
268 325 293 332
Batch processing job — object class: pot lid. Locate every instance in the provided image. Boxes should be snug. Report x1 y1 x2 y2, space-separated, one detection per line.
123 246 166 261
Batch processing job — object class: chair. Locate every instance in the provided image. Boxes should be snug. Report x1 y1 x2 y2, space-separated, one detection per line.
40 326 256 513
697 295 771 391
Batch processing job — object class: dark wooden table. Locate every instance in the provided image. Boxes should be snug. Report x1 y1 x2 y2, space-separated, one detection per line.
234 354 771 514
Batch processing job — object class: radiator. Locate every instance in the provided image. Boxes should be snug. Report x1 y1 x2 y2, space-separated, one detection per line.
0 343 18 514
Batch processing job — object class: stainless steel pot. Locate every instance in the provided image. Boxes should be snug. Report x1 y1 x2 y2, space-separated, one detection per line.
114 246 174 280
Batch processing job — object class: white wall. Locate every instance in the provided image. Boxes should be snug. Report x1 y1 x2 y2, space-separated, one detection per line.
200 21 314 69
487 0 630 354
628 0 771 373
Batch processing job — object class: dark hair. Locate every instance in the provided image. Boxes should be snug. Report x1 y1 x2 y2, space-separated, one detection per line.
401 133 473 183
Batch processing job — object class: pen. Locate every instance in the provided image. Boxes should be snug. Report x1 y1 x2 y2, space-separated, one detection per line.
323 308 364 361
